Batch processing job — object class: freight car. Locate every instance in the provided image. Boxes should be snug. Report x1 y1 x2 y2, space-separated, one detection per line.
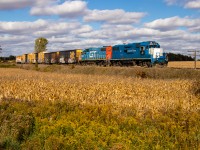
16 41 168 67
16 49 82 64
16 55 23 64
58 49 82 64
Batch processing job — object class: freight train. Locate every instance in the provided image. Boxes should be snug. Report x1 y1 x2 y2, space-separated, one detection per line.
16 41 168 67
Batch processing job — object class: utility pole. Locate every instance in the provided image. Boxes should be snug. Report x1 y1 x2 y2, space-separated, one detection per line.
188 50 200 69
0 45 2 62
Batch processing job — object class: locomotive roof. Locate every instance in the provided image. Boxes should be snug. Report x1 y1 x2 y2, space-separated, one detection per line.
113 41 160 47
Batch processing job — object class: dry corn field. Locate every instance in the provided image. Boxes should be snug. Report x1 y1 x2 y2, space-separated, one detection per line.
0 68 199 115
168 61 200 69
0 67 200 149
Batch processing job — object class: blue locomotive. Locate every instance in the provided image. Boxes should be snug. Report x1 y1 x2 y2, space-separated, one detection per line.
81 47 110 66
81 41 168 67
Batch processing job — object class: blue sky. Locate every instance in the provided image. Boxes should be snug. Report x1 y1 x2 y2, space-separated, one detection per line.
0 0 199 56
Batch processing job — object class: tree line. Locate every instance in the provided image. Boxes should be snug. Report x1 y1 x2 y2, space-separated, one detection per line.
0 55 16 61
167 53 194 61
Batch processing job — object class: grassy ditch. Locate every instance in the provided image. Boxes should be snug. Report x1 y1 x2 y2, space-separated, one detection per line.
18 64 200 80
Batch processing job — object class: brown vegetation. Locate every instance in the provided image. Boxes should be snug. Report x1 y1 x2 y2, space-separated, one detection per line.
168 61 200 69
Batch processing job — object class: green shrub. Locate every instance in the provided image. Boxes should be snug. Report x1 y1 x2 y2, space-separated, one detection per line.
0 99 200 149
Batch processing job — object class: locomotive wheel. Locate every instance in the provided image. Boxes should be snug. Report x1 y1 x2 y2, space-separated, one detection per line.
117 61 123 67
146 62 152 67
132 61 136 66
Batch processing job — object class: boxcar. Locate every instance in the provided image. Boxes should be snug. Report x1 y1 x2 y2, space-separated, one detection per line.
59 49 82 64
44 52 51 64
27 53 35 63
50 52 59 64
16 55 22 63
37 52 45 63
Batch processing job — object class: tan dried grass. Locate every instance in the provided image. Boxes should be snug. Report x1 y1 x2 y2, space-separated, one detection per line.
168 61 200 69
0 68 199 118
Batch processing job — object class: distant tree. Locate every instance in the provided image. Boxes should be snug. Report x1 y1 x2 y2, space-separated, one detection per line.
34 37 48 53
34 37 48 69
8 55 16 60
167 53 194 61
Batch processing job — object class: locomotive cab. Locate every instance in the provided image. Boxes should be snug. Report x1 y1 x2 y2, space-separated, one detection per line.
149 45 168 65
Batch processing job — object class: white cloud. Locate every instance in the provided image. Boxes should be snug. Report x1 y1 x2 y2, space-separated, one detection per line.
164 0 200 9
184 0 200 9
34 21 80 37
84 9 146 24
101 24 134 30
0 0 57 10
78 21 200 54
1 1 199 57
0 17 199 57
0 19 48 34
0 19 95 55
49 36 79 44
30 0 87 17
189 26 200 32
34 0 59 7
0 19 93 38
0 0 87 18
69 25 93 34
144 16 200 31
0 35 34 56
0 35 30 43
0 0 34 10
164 0 189 5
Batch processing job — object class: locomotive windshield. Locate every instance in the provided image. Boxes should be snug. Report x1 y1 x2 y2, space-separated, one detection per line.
149 45 160 48
148 41 160 48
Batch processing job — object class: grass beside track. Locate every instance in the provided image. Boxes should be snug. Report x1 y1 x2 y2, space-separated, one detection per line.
17 63 200 80
0 63 17 68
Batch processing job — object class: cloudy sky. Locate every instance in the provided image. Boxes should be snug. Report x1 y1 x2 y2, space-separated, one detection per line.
0 0 199 56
